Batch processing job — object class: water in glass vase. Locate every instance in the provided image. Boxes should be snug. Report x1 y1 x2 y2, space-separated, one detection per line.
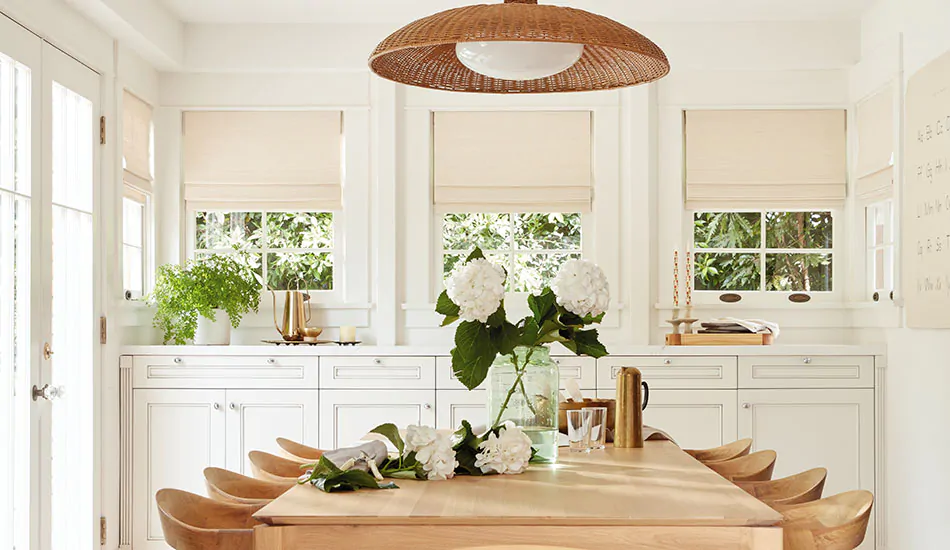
487 346 560 463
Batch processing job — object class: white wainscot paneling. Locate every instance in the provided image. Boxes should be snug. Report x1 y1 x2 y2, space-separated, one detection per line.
320 389 436 449
225 389 318 476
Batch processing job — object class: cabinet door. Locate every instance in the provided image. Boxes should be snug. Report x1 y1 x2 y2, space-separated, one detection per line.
133 389 226 550
436 390 487 431
225 389 319 475
320 390 436 449
738 389 875 549
598 389 737 451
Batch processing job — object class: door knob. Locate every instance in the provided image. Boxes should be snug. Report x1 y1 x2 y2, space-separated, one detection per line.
32 384 64 402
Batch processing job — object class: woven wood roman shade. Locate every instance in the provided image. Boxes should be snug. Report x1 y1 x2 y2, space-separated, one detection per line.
855 85 895 203
369 0 669 93
685 110 847 210
122 91 152 193
183 111 343 211
433 111 592 212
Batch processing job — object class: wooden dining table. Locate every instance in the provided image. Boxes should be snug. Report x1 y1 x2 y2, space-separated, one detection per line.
253 440 783 549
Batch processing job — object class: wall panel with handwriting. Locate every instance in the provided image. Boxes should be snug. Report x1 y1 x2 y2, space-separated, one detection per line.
905 49 950 327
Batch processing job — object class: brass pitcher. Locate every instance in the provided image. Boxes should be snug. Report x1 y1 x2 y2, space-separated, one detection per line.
270 290 312 341
614 367 650 448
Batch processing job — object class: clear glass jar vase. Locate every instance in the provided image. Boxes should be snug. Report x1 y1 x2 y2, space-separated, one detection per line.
487 345 559 463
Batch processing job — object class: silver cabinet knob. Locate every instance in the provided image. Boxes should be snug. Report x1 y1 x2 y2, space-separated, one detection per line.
423 403 432 410
213 402 220 410
173 357 183 364
229 402 237 411
373 358 382 365
663 359 672 365
554 358 560 365
266 358 276 365
742 403 751 409
803 357 812 364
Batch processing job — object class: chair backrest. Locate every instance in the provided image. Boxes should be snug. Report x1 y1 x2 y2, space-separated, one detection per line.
248 450 309 482
706 449 777 482
684 438 753 464
204 467 294 506
779 490 874 550
736 467 827 506
155 488 262 550
276 437 324 462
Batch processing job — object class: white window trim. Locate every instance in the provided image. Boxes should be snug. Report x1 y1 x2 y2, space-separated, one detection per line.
184 208 344 302
121 184 152 299
686 208 843 307
865 199 895 302
432 212 591 302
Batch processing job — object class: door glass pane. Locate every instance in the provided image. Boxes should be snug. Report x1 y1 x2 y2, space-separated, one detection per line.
0 51 31 550
50 81 94 550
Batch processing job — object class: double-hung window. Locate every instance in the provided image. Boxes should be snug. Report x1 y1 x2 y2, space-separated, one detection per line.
121 91 153 298
182 110 342 294
432 111 592 292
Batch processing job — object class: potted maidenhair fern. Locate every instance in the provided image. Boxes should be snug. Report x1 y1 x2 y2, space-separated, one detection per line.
149 254 260 345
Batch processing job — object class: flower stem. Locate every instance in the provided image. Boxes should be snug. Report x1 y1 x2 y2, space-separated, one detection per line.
490 347 538 429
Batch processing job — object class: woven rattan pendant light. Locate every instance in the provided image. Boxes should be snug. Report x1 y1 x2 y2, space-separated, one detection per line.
369 0 670 93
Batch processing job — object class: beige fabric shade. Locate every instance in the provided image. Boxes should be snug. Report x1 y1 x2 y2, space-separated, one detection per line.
433 111 592 212
183 111 343 211
685 109 847 209
122 91 153 193
855 84 895 203
369 0 669 94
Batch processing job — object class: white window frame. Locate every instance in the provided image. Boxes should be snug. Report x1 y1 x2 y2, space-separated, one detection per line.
865 199 895 302
434 211 592 300
185 208 343 301
121 185 151 299
687 208 842 306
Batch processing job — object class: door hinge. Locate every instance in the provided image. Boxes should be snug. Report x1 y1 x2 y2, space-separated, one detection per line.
100 116 106 145
100 516 107 545
100 316 108 344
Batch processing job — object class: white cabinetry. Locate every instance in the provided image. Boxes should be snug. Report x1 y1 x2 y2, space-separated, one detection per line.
436 389 486 431
225 389 318 475
320 389 436 449
132 389 226 550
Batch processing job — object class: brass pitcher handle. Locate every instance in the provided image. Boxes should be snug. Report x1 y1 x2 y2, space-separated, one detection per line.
304 292 312 323
270 290 281 332
641 381 650 410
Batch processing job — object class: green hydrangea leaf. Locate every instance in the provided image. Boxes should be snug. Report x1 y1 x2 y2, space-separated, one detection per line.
451 321 496 390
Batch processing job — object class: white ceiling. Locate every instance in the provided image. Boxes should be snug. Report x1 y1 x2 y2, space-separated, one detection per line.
160 0 876 25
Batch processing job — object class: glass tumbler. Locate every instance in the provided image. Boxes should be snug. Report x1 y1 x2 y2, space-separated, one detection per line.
584 406 608 450
565 409 592 453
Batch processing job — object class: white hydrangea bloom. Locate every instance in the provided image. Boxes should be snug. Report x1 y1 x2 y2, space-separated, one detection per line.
550 259 610 318
404 425 458 481
474 421 533 475
446 258 506 323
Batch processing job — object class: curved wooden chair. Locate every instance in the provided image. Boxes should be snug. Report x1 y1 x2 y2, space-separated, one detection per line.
204 467 294 506
736 467 827 507
684 438 753 464
276 437 325 462
248 450 308 482
156 488 262 550
706 449 777 482
779 490 874 550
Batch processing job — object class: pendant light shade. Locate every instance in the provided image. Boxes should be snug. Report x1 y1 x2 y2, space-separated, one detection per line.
369 0 670 94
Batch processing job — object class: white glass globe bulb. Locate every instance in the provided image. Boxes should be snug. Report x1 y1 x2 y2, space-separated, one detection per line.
455 41 584 81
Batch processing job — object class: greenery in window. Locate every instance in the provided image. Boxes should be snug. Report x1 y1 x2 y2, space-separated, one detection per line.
195 211 333 291
694 211 833 293
442 213 581 293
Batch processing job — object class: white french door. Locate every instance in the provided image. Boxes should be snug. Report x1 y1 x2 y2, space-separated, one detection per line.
0 13 101 550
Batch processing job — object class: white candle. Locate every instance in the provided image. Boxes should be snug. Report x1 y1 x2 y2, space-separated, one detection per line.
339 325 357 343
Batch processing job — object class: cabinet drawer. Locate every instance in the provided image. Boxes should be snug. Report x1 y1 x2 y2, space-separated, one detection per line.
131 355 318 389
320 356 435 389
437 356 596 390
739 356 874 388
597 356 737 389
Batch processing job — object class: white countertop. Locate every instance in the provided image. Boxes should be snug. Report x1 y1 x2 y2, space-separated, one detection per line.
120 343 886 357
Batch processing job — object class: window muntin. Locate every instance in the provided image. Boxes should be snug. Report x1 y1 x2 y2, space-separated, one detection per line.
866 200 894 298
693 211 833 293
194 211 334 291
442 213 581 293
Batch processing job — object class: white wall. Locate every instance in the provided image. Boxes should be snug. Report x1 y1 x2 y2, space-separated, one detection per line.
855 1 950 548
144 18 864 347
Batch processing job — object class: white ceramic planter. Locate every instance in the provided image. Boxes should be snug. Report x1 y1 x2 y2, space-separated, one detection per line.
194 309 231 345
